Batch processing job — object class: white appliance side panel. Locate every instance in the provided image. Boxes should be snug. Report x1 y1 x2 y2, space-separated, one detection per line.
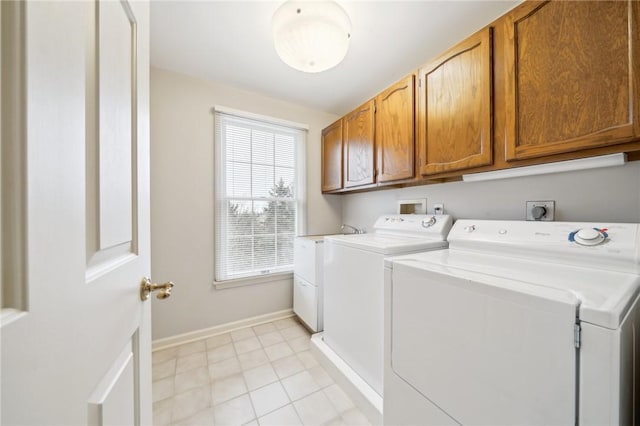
324 242 385 395
580 293 640 425
391 263 578 425
316 245 324 332
579 323 619 425
294 238 320 284
293 276 318 332
620 295 640 426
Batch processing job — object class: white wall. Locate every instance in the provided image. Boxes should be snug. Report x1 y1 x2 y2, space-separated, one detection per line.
342 161 640 230
150 67 341 340
150 65 640 340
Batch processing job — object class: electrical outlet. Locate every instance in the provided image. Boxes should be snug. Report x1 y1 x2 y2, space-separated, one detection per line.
433 203 444 215
526 200 555 221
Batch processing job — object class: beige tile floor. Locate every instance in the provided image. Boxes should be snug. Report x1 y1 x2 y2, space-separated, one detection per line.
153 317 371 425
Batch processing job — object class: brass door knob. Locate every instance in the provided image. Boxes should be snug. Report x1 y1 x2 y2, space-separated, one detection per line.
140 277 174 301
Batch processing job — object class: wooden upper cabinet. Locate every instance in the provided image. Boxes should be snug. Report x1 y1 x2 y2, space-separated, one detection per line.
418 27 493 176
376 75 415 183
504 1 640 161
343 100 375 187
321 119 343 192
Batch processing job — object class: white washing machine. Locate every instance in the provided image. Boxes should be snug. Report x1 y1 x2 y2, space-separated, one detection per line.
323 214 453 398
384 220 640 425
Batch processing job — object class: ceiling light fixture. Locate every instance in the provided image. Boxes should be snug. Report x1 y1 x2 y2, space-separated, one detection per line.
272 0 352 73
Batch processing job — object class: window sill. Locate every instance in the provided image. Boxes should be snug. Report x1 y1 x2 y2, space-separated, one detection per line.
213 271 293 290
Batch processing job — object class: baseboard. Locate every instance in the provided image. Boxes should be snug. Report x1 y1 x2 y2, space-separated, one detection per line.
310 333 383 425
152 309 295 351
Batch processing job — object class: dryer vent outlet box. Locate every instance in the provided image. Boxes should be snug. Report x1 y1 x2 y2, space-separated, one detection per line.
397 199 427 214
526 201 555 221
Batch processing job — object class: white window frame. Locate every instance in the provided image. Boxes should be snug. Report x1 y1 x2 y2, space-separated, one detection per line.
213 106 307 288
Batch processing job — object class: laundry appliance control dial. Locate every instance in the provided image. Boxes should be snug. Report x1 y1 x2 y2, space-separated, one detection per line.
569 227 608 246
421 216 436 228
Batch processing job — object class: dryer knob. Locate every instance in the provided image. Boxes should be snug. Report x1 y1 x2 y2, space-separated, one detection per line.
464 225 476 233
422 216 436 228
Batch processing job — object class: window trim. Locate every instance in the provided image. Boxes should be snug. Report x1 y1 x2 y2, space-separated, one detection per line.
214 105 309 131
212 271 293 290
213 106 307 285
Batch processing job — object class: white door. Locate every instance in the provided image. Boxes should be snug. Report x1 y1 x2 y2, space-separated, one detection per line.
1 1 156 424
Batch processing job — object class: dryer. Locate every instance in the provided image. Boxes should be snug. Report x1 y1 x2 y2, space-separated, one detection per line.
384 220 640 425
323 214 453 398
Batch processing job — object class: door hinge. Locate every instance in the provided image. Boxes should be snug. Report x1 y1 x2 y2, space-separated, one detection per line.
574 323 581 349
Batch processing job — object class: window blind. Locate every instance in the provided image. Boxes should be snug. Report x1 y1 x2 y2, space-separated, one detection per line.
214 110 306 282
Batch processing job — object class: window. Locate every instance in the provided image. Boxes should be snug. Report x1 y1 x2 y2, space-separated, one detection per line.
214 108 306 282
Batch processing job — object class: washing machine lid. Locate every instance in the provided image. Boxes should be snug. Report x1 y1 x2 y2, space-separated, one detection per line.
389 249 640 329
325 233 449 255
390 259 579 425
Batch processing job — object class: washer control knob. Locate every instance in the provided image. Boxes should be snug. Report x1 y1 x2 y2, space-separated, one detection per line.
464 225 476 233
576 228 600 241
569 228 608 246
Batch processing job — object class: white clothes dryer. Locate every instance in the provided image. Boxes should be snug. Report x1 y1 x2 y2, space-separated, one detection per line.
323 214 453 398
384 220 640 425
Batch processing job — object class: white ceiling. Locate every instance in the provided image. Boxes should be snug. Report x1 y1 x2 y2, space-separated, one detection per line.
150 1 520 116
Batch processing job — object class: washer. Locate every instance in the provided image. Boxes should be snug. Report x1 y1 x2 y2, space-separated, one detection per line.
384 220 640 425
323 214 453 398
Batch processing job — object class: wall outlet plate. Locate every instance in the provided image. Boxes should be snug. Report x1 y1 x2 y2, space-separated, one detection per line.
433 203 444 215
526 200 555 221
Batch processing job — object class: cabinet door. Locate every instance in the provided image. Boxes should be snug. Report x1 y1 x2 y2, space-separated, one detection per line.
418 28 493 175
344 100 375 187
321 119 343 192
376 75 415 183
293 276 319 332
504 1 640 161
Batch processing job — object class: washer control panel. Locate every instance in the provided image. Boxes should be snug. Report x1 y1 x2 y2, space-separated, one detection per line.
448 220 640 274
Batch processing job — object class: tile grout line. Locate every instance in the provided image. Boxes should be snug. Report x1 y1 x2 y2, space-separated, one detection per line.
239 361 259 425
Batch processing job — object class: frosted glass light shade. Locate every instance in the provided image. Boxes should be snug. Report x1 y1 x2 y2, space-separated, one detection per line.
272 1 351 73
